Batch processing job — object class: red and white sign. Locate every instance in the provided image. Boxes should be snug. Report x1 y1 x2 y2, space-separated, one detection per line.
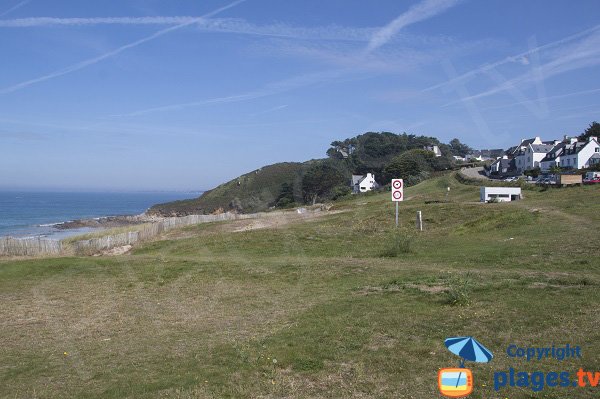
391 179 403 202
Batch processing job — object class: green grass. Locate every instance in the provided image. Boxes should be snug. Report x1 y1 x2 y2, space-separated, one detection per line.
1 173 599 398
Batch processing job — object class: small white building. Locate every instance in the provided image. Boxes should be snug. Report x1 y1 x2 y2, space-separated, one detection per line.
480 187 522 203
425 145 442 157
351 173 378 193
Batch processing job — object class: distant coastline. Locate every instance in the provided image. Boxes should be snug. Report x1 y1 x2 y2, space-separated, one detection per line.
0 191 200 239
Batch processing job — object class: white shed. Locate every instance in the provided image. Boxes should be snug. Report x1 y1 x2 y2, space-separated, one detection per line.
480 187 522 203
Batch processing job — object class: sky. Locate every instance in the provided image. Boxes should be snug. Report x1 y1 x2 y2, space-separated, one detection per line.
1 0 599 191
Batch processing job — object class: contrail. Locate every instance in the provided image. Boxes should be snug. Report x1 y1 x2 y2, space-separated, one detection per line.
365 0 461 54
0 0 31 18
423 23 600 92
0 0 246 95
115 0 462 117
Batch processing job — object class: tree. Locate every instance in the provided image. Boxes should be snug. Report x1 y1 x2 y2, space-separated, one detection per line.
274 182 295 208
579 121 600 141
326 138 357 159
449 138 472 157
383 149 434 184
524 167 541 178
301 162 347 205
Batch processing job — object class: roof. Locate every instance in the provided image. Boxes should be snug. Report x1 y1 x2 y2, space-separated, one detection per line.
505 146 518 155
540 143 565 162
500 158 513 169
520 137 539 146
351 175 364 185
529 144 554 153
479 149 504 158
589 153 600 160
556 141 586 157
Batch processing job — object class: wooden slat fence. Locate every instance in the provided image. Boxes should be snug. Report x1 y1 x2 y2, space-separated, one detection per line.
0 211 293 256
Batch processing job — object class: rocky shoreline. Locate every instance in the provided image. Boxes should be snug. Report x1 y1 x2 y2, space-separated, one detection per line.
53 214 152 230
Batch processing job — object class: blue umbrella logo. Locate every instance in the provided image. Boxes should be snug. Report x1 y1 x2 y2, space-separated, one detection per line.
445 336 493 367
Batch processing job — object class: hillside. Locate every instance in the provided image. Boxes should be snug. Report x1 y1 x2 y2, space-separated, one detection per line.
149 132 462 215
1 174 599 398
149 162 306 216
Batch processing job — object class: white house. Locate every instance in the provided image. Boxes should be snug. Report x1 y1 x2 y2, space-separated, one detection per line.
351 173 378 193
488 156 515 176
507 136 543 157
425 145 442 157
480 187 522 203
540 136 600 171
514 142 555 173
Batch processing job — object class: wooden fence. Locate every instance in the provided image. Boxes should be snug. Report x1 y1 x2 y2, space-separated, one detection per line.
0 211 289 257
0 236 62 256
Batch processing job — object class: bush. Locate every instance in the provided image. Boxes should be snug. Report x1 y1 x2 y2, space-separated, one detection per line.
331 185 351 200
406 171 430 186
443 276 472 306
380 230 414 257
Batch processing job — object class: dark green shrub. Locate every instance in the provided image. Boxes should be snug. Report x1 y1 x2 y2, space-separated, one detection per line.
443 276 472 306
380 230 414 257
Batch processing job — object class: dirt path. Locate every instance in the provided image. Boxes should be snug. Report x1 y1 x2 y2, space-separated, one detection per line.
460 166 493 180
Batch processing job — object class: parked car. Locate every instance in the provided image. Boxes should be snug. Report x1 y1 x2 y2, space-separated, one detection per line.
583 178 600 185
537 177 556 185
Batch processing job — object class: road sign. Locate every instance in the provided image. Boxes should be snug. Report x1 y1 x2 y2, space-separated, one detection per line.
391 178 403 227
391 179 404 202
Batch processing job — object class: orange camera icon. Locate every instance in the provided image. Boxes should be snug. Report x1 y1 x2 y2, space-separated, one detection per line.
438 368 473 397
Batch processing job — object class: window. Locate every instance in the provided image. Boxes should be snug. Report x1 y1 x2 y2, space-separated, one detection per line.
596 148 599 153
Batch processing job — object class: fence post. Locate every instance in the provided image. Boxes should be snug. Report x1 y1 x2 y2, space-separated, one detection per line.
416 211 423 231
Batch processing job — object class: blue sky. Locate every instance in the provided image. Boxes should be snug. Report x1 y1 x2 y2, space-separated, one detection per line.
1 0 599 191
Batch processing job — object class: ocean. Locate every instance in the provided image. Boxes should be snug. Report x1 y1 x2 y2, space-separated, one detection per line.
0 191 198 239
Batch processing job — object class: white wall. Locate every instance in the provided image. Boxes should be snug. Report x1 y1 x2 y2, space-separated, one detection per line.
578 139 600 168
359 173 376 192
480 187 522 202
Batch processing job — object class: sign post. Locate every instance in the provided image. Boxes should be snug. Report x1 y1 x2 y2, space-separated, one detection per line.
391 179 404 227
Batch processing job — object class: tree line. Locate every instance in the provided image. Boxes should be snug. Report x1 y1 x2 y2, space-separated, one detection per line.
274 131 473 207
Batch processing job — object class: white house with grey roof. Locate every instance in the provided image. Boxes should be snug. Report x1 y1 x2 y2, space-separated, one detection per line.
540 136 600 171
514 140 555 173
351 173 378 193
487 155 516 176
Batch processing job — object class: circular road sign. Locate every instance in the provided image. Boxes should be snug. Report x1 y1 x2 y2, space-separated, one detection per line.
393 180 403 189
393 191 403 200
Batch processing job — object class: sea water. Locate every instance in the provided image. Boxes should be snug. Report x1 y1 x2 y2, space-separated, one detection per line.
0 191 198 238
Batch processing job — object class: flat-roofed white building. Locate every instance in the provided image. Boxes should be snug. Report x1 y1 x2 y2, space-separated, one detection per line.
480 187 522 203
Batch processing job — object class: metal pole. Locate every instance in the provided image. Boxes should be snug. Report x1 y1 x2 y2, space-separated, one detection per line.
395 201 399 227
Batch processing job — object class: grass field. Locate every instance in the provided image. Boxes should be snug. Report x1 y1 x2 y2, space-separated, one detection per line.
1 173 599 398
